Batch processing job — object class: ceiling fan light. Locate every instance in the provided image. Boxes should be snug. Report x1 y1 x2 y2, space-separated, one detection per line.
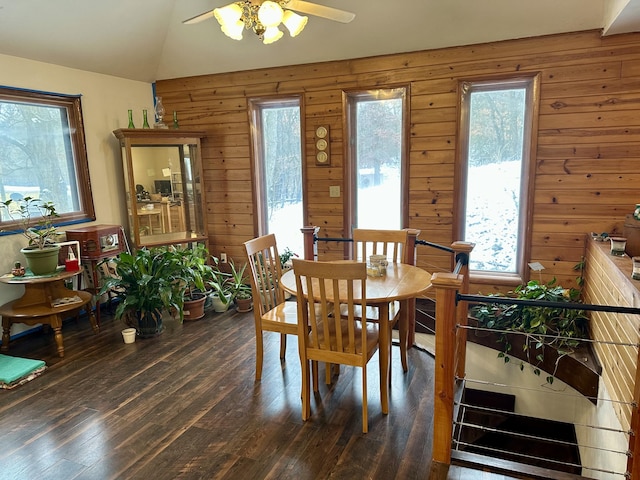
221 19 245 40
282 10 307 37
213 3 243 27
258 1 284 28
262 26 284 44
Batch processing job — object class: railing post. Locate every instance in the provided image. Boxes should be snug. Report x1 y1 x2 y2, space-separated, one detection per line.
405 228 420 266
405 228 421 347
430 271 463 480
300 226 319 261
451 241 474 380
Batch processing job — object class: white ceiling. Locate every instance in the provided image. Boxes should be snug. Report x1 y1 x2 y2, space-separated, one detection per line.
0 0 638 83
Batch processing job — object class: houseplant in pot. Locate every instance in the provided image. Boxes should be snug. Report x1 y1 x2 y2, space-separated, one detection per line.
228 260 252 313
99 247 187 336
175 243 214 321
208 256 233 313
1 196 61 275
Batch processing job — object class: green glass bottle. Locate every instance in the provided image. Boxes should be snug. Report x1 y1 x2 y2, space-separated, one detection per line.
142 109 150 129
127 109 135 129
173 111 179 129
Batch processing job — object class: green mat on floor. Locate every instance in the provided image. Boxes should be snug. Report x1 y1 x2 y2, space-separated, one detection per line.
0 354 46 389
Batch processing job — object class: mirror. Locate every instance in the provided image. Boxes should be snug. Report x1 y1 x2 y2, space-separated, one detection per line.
113 129 207 250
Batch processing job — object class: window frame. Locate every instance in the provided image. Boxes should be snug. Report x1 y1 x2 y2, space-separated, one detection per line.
248 95 306 237
343 86 410 241
454 74 540 285
0 86 95 234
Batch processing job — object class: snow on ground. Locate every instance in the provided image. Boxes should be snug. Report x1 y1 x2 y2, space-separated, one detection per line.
269 161 520 271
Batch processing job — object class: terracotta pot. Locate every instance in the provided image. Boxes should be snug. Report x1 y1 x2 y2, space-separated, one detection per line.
235 296 253 313
184 293 207 321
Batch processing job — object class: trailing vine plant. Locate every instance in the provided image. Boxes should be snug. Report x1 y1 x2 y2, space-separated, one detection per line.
471 262 588 384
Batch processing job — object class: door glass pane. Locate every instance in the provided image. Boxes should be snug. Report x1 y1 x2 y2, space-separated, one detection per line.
464 87 526 273
354 95 403 229
260 104 303 254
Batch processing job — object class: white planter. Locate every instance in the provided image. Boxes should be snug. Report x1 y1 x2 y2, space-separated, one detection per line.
121 328 136 344
211 293 232 312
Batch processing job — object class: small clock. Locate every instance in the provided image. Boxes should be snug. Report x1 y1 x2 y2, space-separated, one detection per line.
315 126 328 138
314 125 330 166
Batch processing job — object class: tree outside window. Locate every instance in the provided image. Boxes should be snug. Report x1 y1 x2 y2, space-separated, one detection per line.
457 76 539 279
249 97 304 254
346 88 407 231
0 87 94 232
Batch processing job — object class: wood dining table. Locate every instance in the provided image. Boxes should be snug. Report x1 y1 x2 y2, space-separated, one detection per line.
280 261 432 414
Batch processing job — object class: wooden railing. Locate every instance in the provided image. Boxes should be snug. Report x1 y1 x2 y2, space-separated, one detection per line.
429 238 640 479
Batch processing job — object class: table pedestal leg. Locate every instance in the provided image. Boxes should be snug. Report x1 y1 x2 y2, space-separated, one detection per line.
400 299 409 372
378 302 390 415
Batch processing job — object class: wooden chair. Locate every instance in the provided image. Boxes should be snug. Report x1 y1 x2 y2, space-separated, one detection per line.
292 258 380 433
244 233 298 381
352 228 409 263
352 228 408 373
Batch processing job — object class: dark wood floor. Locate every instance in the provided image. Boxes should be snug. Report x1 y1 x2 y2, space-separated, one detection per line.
0 305 519 480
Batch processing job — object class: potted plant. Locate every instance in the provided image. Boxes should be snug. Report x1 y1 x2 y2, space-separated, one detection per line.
1 196 61 275
279 247 297 299
99 247 187 336
471 277 589 383
175 244 214 321
279 247 297 272
228 260 252 312
207 256 233 312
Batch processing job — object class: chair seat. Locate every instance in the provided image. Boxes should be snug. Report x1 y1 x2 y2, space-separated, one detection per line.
261 301 299 333
309 320 379 357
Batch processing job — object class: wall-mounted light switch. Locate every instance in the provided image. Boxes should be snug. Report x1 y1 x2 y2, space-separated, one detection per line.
329 186 340 198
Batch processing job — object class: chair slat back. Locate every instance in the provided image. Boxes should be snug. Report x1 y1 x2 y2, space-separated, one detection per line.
244 234 284 315
293 259 367 358
352 229 409 264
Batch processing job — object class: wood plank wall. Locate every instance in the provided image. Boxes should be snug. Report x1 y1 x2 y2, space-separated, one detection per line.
583 238 640 434
155 29 640 293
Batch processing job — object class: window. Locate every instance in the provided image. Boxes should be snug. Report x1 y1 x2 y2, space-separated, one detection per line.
345 88 408 231
456 75 539 281
0 86 94 232
249 97 304 254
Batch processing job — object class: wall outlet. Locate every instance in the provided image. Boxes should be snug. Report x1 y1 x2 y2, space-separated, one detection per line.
220 253 227 263
329 185 340 198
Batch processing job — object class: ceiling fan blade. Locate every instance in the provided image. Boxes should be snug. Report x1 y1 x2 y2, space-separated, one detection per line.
286 1 356 23
183 10 216 25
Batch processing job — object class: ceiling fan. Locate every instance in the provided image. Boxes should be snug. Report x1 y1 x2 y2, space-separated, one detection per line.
183 1 356 44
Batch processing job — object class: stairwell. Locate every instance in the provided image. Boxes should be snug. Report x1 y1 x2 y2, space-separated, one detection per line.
454 389 582 475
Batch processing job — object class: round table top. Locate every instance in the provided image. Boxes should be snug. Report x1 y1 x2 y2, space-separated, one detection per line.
0 268 81 285
280 261 432 302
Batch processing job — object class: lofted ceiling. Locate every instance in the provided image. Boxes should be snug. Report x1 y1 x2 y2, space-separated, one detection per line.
0 0 638 83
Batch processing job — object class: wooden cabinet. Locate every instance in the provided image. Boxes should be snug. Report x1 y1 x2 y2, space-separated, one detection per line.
112 129 208 250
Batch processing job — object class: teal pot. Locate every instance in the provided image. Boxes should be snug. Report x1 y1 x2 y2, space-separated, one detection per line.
125 308 165 337
21 244 61 275
184 292 207 321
